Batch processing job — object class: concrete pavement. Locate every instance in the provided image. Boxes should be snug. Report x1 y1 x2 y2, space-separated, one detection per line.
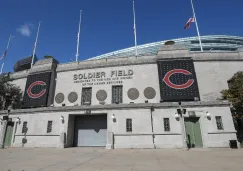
0 148 242 171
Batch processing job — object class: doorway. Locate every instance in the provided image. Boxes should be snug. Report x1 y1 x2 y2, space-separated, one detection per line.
3 121 14 148
73 115 107 147
184 117 203 148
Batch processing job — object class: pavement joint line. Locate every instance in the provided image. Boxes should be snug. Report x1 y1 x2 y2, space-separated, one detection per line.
37 150 105 171
67 150 112 171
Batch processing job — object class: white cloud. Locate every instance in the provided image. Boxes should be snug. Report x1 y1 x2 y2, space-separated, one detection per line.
16 24 32 37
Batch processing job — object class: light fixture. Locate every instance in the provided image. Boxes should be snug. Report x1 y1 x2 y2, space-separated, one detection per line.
206 111 211 118
60 116 64 122
174 113 180 119
3 116 9 121
112 114 115 119
112 114 116 122
16 117 21 123
182 109 187 115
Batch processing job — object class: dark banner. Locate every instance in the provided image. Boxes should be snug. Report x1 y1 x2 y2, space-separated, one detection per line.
22 72 51 108
157 59 200 101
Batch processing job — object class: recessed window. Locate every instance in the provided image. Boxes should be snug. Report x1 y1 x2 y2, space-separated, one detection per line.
215 116 224 130
164 118 170 132
81 87 92 105
47 121 53 133
22 121 28 133
112 86 123 104
126 119 132 132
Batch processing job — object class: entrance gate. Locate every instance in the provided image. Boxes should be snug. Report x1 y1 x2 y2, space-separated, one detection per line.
184 117 203 148
4 122 14 148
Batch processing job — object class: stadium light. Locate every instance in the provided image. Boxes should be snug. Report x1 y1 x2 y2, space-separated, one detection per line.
206 111 211 119
60 116 64 123
174 113 180 119
112 114 115 119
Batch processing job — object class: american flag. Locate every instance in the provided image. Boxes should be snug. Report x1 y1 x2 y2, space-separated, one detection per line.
184 17 195 29
0 50 7 60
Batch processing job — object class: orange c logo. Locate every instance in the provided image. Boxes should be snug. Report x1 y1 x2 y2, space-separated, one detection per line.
163 69 194 89
27 81 46 98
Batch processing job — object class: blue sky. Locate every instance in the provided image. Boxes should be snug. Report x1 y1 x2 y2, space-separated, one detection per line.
0 0 243 72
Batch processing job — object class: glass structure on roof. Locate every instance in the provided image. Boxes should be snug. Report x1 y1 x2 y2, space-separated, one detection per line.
88 35 243 60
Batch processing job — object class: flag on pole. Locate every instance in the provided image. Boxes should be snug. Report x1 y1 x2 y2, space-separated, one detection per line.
184 17 195 29
0 50 7 61
189 0 203 52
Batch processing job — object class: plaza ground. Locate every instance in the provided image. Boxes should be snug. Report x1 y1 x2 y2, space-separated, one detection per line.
0 148 242 171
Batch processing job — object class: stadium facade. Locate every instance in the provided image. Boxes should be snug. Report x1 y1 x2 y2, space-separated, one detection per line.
0 35 242 149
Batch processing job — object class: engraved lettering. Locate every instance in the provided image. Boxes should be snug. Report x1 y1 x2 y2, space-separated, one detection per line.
128 70 133 76
118 70 123 76
101 72 106 78
96 72 100 78
74 74 78 80
111 71 116 77
88 73 93 79
79 74 83 79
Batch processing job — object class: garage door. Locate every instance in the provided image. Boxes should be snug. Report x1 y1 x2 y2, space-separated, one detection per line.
74 115 107 147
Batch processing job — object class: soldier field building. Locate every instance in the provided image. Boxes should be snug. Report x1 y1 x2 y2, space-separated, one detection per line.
0 35 243 149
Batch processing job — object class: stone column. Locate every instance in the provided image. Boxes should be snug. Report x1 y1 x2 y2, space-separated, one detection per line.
106 132 114 149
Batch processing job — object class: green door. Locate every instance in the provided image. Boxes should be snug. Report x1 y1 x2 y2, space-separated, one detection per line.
184 117 203 148
4 122 14 148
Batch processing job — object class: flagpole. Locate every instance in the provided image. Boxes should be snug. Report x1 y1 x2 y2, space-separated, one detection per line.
133 0 138 57
76 10 82 62
0 34 12 74
0 64 4 74
31 22 41 68
190 0 203 52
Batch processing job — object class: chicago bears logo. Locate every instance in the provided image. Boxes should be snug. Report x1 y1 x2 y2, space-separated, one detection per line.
27 81 46 98
163 69 194 89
